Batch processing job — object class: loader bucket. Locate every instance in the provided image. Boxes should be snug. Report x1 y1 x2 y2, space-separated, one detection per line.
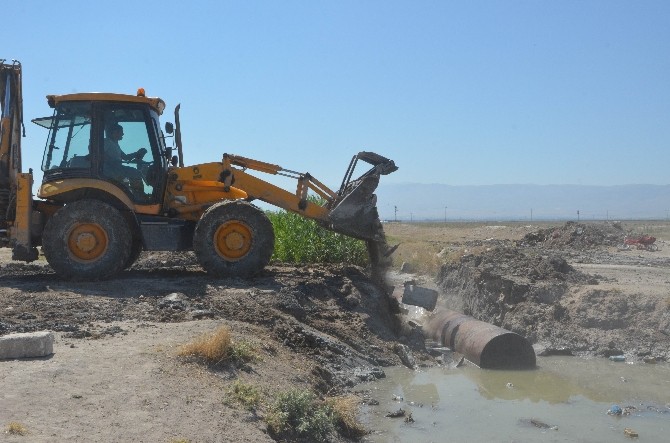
327 151 397 241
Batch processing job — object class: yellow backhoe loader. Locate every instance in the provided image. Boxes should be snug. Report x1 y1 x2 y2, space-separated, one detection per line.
1 60 397 280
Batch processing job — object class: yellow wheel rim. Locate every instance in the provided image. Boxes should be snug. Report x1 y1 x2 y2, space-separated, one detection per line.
214 221 252 261
67 223 109 262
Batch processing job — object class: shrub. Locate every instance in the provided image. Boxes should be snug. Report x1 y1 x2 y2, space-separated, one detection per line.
267 389 335 442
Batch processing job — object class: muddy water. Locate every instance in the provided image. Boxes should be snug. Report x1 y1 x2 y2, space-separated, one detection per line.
360 356 670 442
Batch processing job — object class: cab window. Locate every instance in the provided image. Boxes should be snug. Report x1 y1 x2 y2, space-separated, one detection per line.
36 102 92 172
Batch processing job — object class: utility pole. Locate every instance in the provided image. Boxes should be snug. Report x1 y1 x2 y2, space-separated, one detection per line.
577 210 580 222
394 205 398 222
410 212 413 222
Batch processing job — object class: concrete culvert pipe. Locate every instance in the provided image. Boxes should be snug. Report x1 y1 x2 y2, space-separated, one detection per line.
428 310 536 370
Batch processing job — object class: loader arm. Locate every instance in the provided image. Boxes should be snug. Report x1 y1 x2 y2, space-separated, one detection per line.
221 153 334 222
220 152 397 242
168 152 395 241
217 151 398 283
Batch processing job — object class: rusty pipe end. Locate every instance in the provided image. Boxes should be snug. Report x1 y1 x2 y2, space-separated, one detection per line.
428 309 536 370
480 333 536 369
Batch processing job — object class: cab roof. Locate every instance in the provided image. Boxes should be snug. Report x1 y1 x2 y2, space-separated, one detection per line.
46 92 166 115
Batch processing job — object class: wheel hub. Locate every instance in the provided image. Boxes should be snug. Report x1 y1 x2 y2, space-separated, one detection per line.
214 221 252 260
76 232 97 252
68 223 108 261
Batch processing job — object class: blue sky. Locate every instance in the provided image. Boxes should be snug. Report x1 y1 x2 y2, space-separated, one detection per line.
5 1 669 190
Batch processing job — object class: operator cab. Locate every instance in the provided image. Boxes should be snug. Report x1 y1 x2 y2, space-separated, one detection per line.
32 92 170 205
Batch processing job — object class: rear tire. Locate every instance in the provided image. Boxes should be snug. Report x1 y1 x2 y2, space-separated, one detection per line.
42 199 132 280
193 200 274 277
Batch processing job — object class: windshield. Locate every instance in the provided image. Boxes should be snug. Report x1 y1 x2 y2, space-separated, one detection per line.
38 102 92 171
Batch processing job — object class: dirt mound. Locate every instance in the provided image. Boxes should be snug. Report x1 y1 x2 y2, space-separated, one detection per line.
436 244 670 361
436 245 590 321
459 245 591 283
519 221 626 249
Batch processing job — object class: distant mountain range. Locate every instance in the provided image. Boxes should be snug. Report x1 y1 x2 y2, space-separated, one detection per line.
375 183 670 221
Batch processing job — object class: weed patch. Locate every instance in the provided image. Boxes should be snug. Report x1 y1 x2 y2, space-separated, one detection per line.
5 422 28 436
227 380 262 411
267 389 335 442
229 340 260 364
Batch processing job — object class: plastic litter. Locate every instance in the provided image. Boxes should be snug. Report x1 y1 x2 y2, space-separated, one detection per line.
608 405 623 416
624 427 639 438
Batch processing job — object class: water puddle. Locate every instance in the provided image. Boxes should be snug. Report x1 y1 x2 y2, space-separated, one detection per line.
359 356 670 442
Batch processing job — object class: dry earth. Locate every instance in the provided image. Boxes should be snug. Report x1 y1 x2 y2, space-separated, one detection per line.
385 221 670 361
2 220 670 442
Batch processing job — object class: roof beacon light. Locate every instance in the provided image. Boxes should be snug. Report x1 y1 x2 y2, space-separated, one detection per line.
137 88 146 97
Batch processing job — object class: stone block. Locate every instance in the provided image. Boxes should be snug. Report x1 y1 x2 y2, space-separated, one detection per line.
0 331 54 359
401 284 438 311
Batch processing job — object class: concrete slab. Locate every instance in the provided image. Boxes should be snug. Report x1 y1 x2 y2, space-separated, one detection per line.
0 331 54 360
401 284 438 311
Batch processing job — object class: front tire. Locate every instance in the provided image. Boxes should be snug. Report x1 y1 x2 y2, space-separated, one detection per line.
193 200 275 277
124 239 143 269
42 200 132 280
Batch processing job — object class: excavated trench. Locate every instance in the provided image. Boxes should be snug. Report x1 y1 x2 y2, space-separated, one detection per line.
433 223 670 362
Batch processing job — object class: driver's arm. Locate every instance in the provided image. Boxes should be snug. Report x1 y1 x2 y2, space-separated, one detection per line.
122 148 147 162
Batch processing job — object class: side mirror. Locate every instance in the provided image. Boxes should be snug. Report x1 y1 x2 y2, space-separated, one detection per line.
171 155 178 166
165 122 174 134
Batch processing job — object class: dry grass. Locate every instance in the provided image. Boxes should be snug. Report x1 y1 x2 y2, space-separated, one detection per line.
628 222 670 240
177 326 232 363
5 421 28 436
327 395 367 438
177 326 260 367
387 240 444 275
